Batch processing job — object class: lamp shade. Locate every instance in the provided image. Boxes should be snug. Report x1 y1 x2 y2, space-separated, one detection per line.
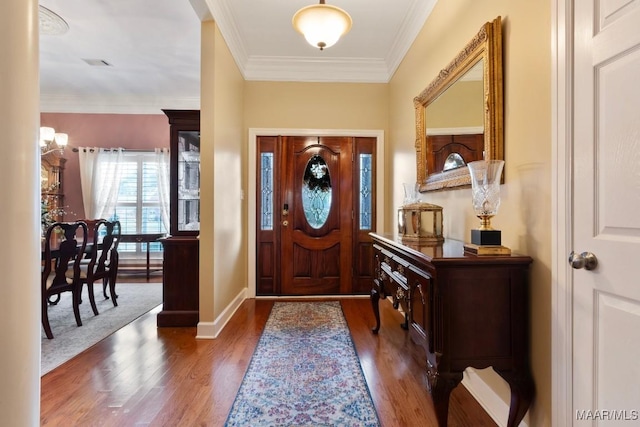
54 133 68 147
40 126 55 142
292 2 352 50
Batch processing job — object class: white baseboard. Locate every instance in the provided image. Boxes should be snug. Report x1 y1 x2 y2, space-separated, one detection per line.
461 368 530 427
195 287 248 339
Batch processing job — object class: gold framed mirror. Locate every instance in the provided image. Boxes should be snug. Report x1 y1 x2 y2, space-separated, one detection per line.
415 16 503 192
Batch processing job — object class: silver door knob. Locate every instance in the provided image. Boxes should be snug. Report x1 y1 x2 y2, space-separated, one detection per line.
568 251 598 270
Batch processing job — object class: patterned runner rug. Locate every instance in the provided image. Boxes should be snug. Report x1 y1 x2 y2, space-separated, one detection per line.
225 301 380 426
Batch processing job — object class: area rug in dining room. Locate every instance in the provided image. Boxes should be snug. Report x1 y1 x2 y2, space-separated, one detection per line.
41 282 162 376
225 301 380 427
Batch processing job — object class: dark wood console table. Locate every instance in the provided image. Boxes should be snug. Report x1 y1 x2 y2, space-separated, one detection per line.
370 232 533 427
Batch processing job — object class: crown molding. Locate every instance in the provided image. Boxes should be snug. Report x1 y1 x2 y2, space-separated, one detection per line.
40 94 200 114
204 0 249 67
189 0 213 21
385 0 437 79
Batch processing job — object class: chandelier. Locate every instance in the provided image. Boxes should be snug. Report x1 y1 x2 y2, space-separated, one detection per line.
292 0 352 51
40 127 68 156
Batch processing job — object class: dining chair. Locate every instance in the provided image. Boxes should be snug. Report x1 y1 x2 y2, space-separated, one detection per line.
41 220 88 339
102 220 121 305
78 219 120 313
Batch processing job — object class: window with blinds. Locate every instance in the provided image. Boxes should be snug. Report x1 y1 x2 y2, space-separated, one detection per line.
111 152 167 258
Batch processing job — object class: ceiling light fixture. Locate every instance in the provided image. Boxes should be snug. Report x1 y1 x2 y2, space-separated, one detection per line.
292 0 352 51
39 5 69 36
40 127 68 156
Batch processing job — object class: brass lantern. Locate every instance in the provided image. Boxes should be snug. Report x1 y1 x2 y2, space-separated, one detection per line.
398 202 444 243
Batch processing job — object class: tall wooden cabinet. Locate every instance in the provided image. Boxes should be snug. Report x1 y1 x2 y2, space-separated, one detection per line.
157 110 200 327
370 233 534 427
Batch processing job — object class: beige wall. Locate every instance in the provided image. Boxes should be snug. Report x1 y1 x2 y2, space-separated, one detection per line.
243 81 389 131
199 21 246 323
389 0 551 425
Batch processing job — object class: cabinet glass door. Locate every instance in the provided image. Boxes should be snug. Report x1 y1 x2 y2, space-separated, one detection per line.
177 130 200 232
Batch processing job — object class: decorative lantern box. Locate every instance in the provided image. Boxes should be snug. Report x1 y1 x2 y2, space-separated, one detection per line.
397 202 444 243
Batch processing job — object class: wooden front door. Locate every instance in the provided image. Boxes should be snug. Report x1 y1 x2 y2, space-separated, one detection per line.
256 135 376 296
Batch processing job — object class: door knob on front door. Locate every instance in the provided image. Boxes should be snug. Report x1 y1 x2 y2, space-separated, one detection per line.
568 251 598 270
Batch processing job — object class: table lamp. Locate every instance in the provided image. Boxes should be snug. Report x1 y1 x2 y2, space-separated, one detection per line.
464 160 510 255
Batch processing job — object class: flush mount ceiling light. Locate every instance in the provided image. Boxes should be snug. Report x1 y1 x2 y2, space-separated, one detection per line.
292 0 352 51
39 5 69 36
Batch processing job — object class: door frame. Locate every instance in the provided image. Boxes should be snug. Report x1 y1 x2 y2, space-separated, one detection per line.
248 128 385 299
551 0 573 425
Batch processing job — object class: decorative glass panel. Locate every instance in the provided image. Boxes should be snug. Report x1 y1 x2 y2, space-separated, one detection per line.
359 154 372 230
260 153 274 230
177 130 200 231
302 155 332 229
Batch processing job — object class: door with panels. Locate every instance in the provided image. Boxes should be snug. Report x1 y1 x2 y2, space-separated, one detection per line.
569 0 640 419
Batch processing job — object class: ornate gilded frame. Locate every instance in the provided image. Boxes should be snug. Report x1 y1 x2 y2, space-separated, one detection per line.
415 16 503 192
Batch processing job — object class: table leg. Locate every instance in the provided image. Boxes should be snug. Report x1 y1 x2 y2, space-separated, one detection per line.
428 370 463 427
371 286 381 334
495 369 534 427
146 242 150 280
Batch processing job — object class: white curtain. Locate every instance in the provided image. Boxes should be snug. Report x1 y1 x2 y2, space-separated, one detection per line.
155 148 171 233
77 148 97 219
77 148 124 219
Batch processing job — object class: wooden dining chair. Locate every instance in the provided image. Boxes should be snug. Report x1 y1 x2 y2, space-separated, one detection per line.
41 221 89 339
78 219 120 313
103 220 121 305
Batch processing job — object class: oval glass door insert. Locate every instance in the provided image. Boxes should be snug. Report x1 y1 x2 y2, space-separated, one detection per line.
302 155 332 229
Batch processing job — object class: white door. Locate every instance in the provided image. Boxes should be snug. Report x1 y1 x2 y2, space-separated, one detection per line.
571 0 640 423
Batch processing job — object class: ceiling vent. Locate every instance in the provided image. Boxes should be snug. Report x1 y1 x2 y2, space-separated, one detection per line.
82 59 113 67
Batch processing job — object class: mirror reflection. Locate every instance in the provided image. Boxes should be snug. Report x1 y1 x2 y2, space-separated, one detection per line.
443 153 466 171
415 16 503 192
427 60 484 173
426 61 484 133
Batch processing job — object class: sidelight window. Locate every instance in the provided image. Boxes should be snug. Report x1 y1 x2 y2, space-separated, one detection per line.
260 152 274 230
359 153 372 230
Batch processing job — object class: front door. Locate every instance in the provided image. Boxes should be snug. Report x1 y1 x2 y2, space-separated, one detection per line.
281 136 351 294
570 0 640 419
256 135 376 296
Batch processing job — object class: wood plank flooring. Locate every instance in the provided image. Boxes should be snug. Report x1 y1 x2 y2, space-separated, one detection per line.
41 291 497 426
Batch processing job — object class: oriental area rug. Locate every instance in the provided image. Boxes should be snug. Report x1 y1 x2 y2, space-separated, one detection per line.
225 301 380 427
41 282 162 375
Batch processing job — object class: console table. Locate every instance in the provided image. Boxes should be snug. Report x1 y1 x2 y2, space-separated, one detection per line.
370 233 533 427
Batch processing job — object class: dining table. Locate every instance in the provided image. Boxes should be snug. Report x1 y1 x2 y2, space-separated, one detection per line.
118 233 165 279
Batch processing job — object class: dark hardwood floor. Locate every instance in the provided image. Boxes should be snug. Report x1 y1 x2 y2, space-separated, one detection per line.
40 285 497 426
